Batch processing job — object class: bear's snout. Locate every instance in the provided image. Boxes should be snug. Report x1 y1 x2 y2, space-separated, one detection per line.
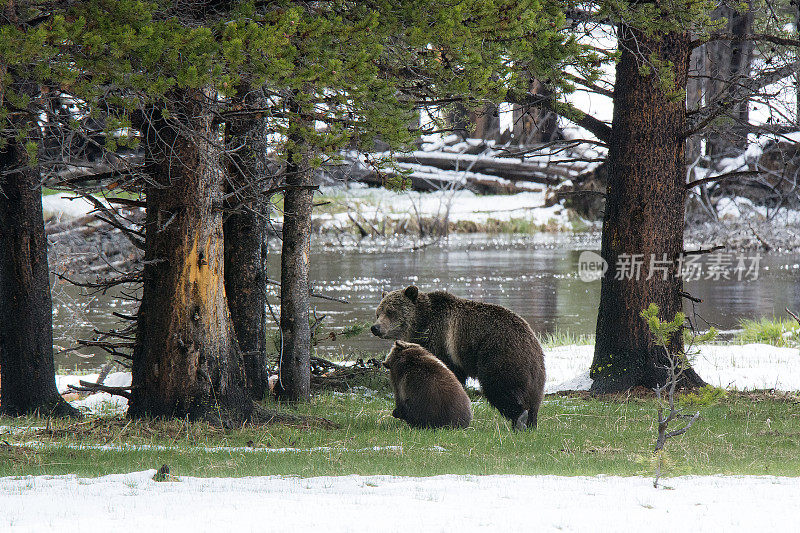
370 324 382 337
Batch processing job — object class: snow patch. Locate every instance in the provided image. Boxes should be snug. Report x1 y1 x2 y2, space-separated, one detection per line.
42 194 109 221
1 471 798 531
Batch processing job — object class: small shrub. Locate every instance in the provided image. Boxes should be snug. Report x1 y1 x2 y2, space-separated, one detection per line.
679 385 727 408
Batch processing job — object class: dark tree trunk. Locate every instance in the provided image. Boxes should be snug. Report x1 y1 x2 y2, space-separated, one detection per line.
686 43 704 166
448 103 500 141
704 4 754 159
0 76 78 416
128 92 253 422
796 6 800 127
512 80 559 145
275 98 313 402
590 25 705 393
224 86 269 401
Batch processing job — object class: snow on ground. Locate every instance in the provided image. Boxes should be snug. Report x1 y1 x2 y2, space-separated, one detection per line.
317 185 573 229
546 343 800 393
41 193 109 221
1 471 798 532
56 372 131 415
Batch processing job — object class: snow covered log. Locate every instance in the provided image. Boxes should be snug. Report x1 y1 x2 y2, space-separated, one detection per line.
355 168 543 194
391 151 569 184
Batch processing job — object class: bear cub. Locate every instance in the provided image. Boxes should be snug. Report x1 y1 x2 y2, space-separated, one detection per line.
383 340 472 429
373 285 545 430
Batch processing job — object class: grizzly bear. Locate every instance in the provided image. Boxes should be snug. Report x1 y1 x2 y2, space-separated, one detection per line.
372 286 545 430
383 340 472 429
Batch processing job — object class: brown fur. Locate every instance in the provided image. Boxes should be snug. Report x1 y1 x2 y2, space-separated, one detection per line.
383 340 472 429
373 286 545 430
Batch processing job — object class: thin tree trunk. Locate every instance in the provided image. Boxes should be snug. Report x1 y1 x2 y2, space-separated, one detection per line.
0 76 78 416
590 25 705 393
705 4 754 159
129 91 253 422
224 86 269 401
275 96 313 402
686 43 704 166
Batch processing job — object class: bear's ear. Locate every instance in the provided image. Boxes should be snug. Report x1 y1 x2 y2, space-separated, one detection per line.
404 285 419 302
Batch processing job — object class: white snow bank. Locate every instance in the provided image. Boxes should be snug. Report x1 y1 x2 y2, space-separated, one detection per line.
317 186 572 229
56 372 131 394
11 441 407 455
41 194 109 221
1 471 798 532
56 372 131 416
546 343 800 392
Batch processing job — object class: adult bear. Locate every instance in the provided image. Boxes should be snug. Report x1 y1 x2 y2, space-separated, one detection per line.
372 286 545 430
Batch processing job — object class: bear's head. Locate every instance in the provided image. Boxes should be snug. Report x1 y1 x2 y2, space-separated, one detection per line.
383 340 416 369
371 285 419 340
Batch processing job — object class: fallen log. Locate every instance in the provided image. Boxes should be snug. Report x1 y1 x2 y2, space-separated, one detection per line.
390 151 570 184
357 168 543 194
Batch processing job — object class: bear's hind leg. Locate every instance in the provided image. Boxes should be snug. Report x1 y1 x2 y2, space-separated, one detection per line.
526 386 543 429
479 375 528 429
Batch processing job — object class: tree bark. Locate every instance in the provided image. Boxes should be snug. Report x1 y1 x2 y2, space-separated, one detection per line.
590 24 705 393
448 103 500 141
128 91 253 422
0 75 78 416
512 80 559 145
704 3 754 159
224 86 269 401
275 97 314 402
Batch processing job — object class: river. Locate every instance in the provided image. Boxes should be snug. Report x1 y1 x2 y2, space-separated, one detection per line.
52 233 800 371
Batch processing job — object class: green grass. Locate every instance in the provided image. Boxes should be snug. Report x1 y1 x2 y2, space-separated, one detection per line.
536 329 595 348
2 389 799 479
735 317 800 347
534 323 800 349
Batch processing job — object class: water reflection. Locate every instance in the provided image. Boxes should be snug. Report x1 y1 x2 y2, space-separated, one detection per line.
53 234 800 370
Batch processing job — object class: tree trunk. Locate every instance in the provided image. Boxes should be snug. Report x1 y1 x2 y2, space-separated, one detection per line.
512 80 559 145
590 25 705 393
224 86 269 401
705 4 754 160
275 97 314 402
448 103 500 141
128 92 253 422
0 77 78 416
686 43 704 166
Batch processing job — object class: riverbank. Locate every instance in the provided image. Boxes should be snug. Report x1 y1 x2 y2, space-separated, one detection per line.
46 342 800 417
43 187 800 278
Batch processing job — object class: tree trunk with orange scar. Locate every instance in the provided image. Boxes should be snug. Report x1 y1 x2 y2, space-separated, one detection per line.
128 92 252 422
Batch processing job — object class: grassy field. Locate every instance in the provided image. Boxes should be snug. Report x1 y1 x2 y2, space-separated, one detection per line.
2 388 799 479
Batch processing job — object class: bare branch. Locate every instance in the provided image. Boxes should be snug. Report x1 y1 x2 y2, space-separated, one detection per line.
686 170 759 190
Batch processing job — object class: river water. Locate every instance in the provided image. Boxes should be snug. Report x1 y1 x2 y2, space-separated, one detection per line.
53 233 800 371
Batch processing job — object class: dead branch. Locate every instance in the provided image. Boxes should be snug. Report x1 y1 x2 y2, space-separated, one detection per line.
69 381 132 400
685 170 760 190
